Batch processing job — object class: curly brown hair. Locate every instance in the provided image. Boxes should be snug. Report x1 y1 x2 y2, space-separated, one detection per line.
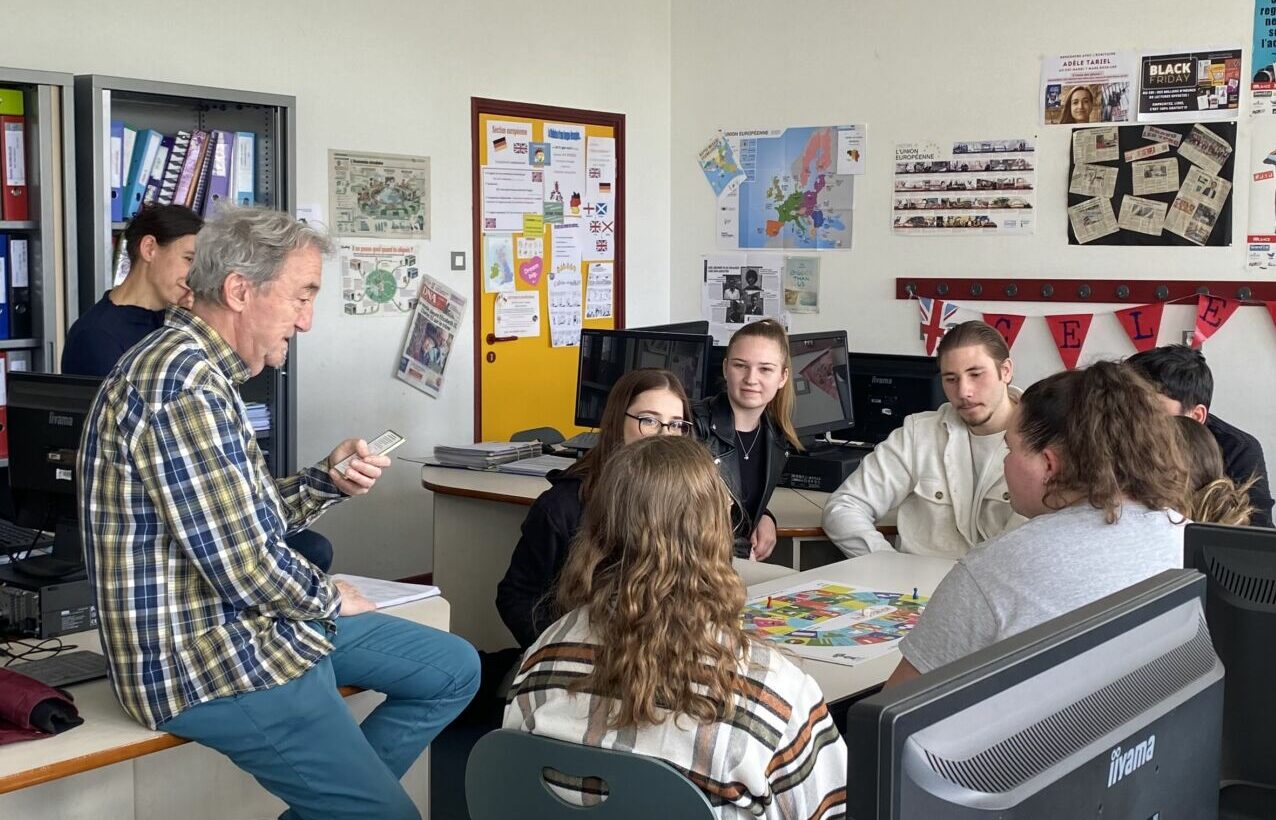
1173 416 1254 526
556 436 750 728
1017 361 1190 522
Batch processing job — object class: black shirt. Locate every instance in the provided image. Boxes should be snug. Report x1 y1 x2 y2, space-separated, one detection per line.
736 426 767 533
62 293 163 377
1206 414 1274 528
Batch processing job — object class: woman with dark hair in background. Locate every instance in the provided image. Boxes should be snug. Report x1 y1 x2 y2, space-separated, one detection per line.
63 204 203 376
889 361 1189 686
496 368 693 649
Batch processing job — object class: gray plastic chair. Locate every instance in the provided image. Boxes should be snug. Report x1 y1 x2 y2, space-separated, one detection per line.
465 729 715 819
511 426 565 447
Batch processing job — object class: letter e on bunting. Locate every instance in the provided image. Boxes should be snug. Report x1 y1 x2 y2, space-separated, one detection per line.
983 313 1027 350
1114 303 1164 353
1045 313 1094 370
919 297 957 355
1193 295 1239 347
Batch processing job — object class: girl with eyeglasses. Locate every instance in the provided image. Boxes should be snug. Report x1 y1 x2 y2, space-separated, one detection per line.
496 368 693 649
693 320 802 562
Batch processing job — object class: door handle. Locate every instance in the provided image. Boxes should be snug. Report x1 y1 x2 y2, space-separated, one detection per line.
486 333 517 344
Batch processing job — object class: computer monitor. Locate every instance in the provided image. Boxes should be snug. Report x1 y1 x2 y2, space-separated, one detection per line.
789 330 853 439
6 372 103 574
632 320 710 335
845 570 1223 819
574 329 713 428
844 352 944 444
1184 523 1276 807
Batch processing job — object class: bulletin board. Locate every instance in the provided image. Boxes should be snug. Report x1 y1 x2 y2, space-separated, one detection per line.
471 98 625 441
1066 121 1235 246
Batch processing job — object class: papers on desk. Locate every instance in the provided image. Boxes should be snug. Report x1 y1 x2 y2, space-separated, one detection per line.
331 574 441 609
494 454 577 476
433 441 541 468
742 580 929 667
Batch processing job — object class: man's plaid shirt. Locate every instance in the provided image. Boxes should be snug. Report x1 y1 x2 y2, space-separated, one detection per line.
79 307 343 729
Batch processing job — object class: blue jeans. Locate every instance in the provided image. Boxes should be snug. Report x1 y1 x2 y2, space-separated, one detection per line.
160 612 479 819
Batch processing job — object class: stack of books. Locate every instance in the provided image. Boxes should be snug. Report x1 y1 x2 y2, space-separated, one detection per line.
433 441 541 469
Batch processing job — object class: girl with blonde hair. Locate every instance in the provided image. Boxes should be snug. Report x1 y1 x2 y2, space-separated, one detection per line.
504 436 846 818
1174 415 1255 526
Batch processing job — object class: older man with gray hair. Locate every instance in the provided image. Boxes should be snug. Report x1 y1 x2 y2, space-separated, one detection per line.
79 205 478 819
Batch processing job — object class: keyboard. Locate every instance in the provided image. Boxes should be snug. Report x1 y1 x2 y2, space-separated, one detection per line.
11 650 109 689
561 431 599 451
0 519 53 552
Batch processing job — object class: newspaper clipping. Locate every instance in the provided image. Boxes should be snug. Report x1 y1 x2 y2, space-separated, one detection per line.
1117 196 1169 235
329 150 430 239
892 138 1036 235
1070 164 1118 198
1131 158 1180 196
1068 198 1119 244
1178 124 1233 175
1165 165 1230 245
702 254 784 345
339 242 421 316
1072 128 1119 164
396 275 466 398
1041 52 1136 125
1139 50 1241 123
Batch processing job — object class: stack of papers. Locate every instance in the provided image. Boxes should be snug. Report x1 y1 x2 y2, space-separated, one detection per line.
245 402 271 437
497 454 578 477
433 441 541 469
331 574 441 609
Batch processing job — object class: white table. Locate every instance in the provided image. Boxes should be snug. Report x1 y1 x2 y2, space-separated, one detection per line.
745 551 956 704
424 465 839 651
0 597 450 819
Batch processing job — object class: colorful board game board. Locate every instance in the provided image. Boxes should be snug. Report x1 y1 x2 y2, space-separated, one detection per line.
741 581 929 667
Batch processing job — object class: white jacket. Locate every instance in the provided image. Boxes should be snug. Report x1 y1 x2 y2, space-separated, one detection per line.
822 390 1025 559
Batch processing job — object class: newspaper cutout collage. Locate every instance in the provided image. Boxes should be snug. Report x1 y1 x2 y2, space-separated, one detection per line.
1068 123 1232 245
396 275 468 398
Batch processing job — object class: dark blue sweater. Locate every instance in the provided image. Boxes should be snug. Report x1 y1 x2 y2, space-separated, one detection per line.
61 293 163 377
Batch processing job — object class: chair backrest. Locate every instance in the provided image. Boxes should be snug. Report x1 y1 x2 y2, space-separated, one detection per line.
511 426 566 447
465 729 716 819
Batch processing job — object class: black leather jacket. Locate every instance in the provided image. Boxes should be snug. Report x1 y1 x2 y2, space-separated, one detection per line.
692 393 790 556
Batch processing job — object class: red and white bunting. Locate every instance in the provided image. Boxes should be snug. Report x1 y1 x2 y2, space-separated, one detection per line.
1045 314 1094 370
982 312 1027 349
1193 295 1240 347
1114 303 1164 353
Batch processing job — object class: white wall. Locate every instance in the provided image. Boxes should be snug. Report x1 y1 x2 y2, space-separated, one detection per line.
671 0 1275 458
8 0 673 577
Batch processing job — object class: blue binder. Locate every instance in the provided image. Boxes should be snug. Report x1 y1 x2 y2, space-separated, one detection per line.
110 120 125 222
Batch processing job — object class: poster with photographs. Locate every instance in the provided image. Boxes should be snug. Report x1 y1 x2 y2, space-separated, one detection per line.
1067 122 1235 246
329 150 430 239
701 254 785 345
893 138 1036 235
1041 52 1136 125
1138 49 1241 123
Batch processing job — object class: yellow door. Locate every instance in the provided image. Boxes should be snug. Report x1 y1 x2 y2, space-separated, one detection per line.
472 101 624 441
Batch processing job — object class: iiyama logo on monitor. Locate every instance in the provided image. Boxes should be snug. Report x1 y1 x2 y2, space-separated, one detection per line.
48 412 74 427
1107 733 1156 788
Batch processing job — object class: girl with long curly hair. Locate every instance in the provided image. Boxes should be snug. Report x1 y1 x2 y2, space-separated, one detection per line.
504 436 847 818
889 361 1190 686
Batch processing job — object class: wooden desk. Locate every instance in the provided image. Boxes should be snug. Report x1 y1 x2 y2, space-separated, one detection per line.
424 466 829 651
745 551 955 704
0 597 450 819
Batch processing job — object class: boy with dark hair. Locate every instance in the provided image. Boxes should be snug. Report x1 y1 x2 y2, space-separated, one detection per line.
1127 344 1273 527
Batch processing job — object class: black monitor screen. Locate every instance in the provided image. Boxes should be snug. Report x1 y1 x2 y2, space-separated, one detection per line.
845 352 944 444
845 571 1222 820
1184 522 1276 795
789 331 853 438
6 372 103 565
575 329 712 428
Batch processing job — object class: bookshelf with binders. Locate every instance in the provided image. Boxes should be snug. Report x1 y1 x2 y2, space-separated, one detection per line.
74 75 296 477
0 67 78 468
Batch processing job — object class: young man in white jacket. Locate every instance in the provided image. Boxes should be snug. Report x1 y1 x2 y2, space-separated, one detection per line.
822 321 1024 559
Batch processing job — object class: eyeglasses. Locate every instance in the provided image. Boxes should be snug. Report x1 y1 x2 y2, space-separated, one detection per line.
625 413 695 437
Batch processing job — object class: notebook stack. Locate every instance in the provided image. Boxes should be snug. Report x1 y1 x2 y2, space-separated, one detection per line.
433 441 541 469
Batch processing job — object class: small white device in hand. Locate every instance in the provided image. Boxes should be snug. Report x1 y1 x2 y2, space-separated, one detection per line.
333 430 406 476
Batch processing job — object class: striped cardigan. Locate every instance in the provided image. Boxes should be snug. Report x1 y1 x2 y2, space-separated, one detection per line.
503 608 848 819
